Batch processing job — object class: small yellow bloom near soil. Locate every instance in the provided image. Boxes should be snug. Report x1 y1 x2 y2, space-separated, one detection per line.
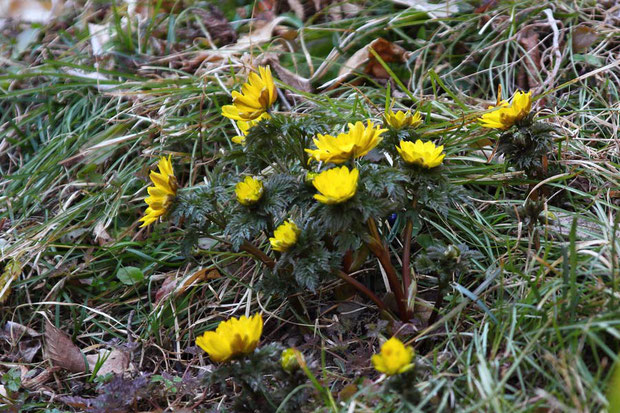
384 109 422 129
195 313 263 363
281 347 305 373
371 337 414 376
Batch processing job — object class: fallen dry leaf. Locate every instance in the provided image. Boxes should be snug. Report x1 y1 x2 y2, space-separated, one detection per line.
155 268 221 303
44 319 87 373
93 220 113 246
517 28 541 91
390 0 458 18
22 367 59 390
2 321 40 339
85 348 130 377
320 38 411 89
572 26 599 52
287 0 304 20
262 56 312 92
192 5 237 46
0 0 63 23
233 16 291 50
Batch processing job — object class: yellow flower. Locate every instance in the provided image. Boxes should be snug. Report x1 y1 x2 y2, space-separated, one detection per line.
139 155 178 227
305 120 386 164
312 166 359 204
281 348 305 373
235 176 264 206
371 337 414 376
196 313 263 363
222 66 277 121
384 109 422 129
479 90 532 130
269 221 300 252
231 112 271 145
396 139 445 169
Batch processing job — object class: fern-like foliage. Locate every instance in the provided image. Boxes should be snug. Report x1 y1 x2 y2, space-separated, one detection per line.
206 343 310 413
269 224 338 292
415 243 482 289
241 113 332 173
498 115 557 176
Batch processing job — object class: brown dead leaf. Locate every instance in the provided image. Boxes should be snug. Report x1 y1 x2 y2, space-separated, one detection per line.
44 319 87 373
155 267 220 303
517 28 541 91
3 321 41 339
287 0 304 21
572 26 599 52
155 275 176 303
475 0 499 13
22 367 59 390
193 5 237 46
85 348 130 377
320 38 411 89
262 57 312 92
18 339 41 363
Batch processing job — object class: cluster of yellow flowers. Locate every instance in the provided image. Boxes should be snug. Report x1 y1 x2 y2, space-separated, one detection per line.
137 66 532 231
195 312 414 378
138 67 452 228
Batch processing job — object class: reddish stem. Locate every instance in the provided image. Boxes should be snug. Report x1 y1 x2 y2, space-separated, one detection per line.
241 240 275 269
402 219 413 298
336 270 389 313
367 218 408 321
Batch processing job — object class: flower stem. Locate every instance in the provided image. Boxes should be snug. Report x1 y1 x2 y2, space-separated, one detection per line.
366 218 408 321
335 270 389 313
241 241 275 269
402 219 413 297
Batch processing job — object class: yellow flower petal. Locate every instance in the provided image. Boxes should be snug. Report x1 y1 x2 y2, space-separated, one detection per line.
396 139 445 169
139 156 177 227
312 166 359 204
305 120 385 164
479 90 532 130
235 176 264 206
196 313 263 363
222 66 278 121
371 337 414 376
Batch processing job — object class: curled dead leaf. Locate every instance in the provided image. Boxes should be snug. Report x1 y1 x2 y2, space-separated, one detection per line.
85 348 130 377
155 267 221 303
44 319 87 373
